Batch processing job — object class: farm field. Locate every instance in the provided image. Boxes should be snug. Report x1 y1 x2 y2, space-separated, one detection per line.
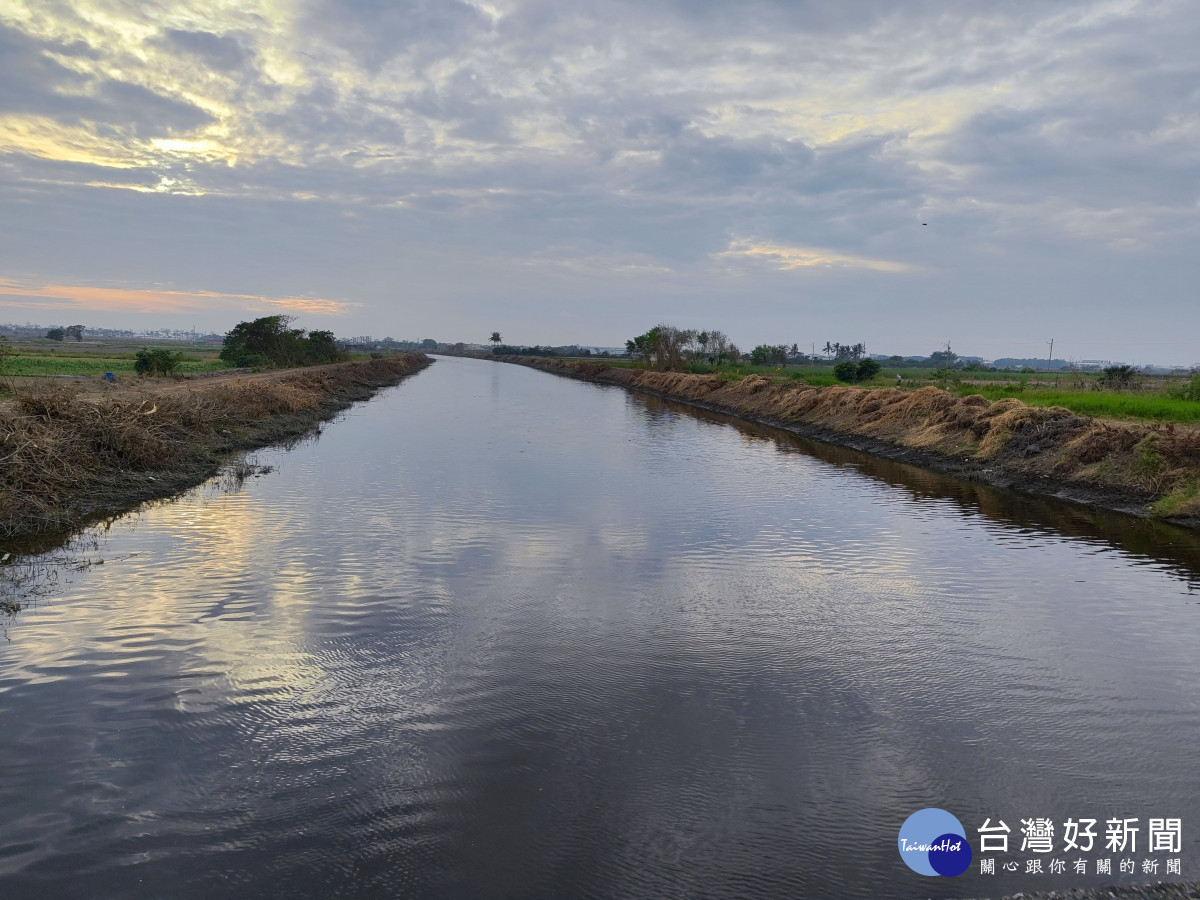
0 337 230 384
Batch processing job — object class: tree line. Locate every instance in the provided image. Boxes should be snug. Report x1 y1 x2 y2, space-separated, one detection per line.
45 325 85 342
219 315 345 368
625 326 741 369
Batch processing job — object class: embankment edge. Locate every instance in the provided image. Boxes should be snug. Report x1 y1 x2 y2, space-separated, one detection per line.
501 356 1200 530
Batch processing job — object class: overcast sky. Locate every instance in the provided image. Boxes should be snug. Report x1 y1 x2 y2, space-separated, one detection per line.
1 0 1197 362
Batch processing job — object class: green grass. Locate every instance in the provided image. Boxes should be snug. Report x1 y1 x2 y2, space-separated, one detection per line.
2 355 230 376
957 385 1200 423
1154 474 1200 517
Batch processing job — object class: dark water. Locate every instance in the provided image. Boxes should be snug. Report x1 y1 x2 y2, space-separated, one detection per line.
2 355 1198 899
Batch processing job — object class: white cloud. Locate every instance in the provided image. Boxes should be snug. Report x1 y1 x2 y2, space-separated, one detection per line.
0 0 1196 357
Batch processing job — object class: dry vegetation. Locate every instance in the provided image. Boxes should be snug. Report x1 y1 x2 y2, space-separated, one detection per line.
521 358 1200 525
0 354 430 541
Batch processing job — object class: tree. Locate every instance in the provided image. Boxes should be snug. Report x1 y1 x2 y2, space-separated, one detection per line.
833 360 858 382
823 341 866 362
305 329 341 363
65 325 84 342
46 327 66 341
750 344 788 366
221 315 305 367
654 324 696 370
490 331 502 348
928 343 960 369
623 325 696 370
1101 364 1137 389
856 358 882 381
625 328 658 366
219 315 343 367
750 344 773 366
705 330 733 365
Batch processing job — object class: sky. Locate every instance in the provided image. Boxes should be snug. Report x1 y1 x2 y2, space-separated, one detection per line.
0 0 1197 363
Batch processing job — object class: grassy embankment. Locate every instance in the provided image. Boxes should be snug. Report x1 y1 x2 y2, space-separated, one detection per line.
0 354 430 543
513 357 1200 524
587 359 1200 424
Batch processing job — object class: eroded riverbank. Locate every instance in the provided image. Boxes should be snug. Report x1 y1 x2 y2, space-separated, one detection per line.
0 353 431 545
505 357 1200 527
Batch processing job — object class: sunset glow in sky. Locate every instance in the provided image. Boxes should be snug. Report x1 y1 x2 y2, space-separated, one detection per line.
1 1 1197 361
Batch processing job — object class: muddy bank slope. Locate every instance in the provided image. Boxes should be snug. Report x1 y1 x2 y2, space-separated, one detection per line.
0 354 431 544
513 357 1200 527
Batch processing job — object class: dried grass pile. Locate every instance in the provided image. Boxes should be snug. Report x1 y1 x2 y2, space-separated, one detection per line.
0 354 428 540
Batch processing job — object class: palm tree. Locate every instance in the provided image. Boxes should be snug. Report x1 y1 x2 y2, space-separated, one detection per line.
490 331 502 348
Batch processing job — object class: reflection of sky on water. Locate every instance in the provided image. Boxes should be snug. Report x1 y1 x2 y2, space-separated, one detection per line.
1 356 1198 899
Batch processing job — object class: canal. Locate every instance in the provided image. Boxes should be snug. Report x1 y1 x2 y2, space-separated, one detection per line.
1 355 1198 898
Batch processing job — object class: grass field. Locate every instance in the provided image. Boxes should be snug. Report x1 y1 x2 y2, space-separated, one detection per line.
2 355 230 376
954 385 1200 423
0 337 231 381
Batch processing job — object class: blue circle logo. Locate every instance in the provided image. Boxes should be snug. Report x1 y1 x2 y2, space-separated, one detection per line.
898 808 972 877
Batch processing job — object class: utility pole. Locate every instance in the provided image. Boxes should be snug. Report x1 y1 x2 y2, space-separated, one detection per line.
1047 338 1054 373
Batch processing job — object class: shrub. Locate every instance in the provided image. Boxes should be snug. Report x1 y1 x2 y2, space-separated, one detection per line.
134 348 182 376
1100 364 1138 389
856 358 882 381
833 360 858 383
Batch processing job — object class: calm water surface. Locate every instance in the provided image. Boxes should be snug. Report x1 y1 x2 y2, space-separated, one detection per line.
2 355 1199 899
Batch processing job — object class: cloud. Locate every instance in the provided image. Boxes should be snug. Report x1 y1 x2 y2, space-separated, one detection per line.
0 23 214 134
0 0 1196 357
299 0 494 70
157 29 250 71
716 237 922 274
0 278 355 316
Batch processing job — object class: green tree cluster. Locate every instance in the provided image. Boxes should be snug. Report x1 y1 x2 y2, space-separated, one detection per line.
626 325 740 369
833 358 882 383
1100 364 1138 389
134 348 182 376
928 345 961 368
822 341 867 362
219 316 345 368
750 344 790 366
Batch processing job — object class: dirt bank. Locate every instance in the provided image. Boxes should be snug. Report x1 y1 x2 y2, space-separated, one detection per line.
0 354 431 544
510 358 1200 528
